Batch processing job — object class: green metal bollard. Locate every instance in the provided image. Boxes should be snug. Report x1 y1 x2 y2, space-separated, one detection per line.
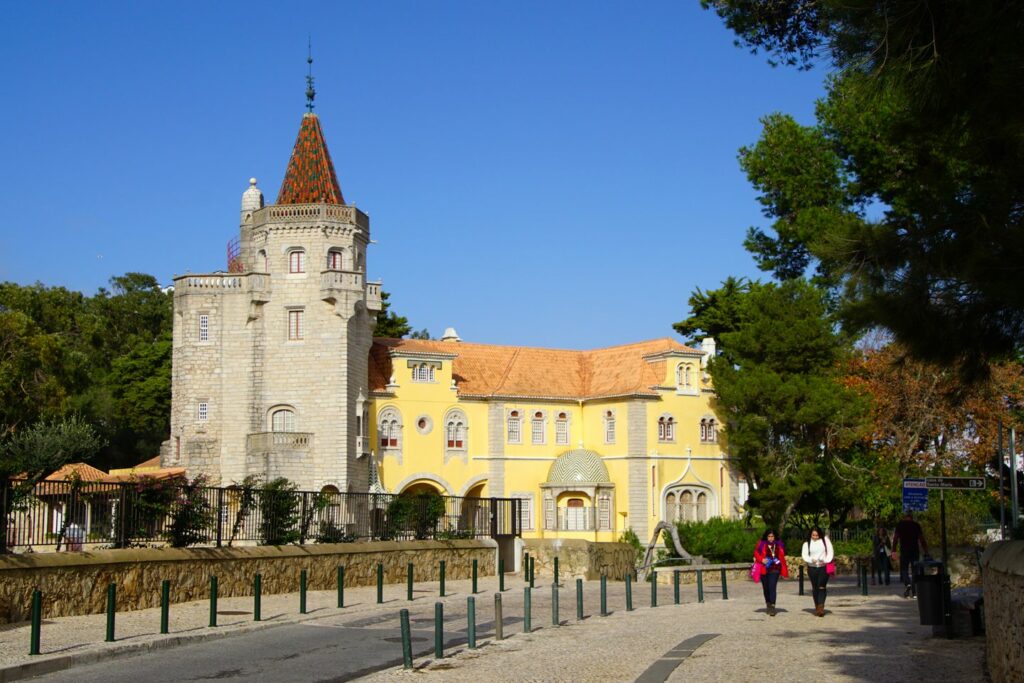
799 565 805 596
472 559 478 594
338 566 345 608
494 593 504 641
440 560 446 597
697 570 704 603
554 556 560 587
377 563 384 604
576 578 584 621
499 558 505 592
408 563 414 601
529 556 535 588
861 565 869 596
651 572 658 608
524 586 532 633
105 583 116 642
600 575 608 616
254 574 262 621
467 596 477 649
300 569 308 614
673 570 680 605
434 602 444 659
400 608 413 669
625 573 633 611
523 552 530 580
209 575 218 627
29 589 41 655
160 580 170 634
720 568 729 600
551 582 559 626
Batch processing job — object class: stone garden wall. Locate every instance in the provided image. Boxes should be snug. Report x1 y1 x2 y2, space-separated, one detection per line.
0 539 495 624
523 539 635 581
981 541 1024 683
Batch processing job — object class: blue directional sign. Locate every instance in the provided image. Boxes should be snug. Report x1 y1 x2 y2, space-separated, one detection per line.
903 478 929 512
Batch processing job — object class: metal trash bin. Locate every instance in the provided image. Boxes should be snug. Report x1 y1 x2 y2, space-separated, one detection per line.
914 559 944 625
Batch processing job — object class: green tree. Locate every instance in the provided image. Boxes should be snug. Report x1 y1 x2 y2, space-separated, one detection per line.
710 279 866 531
258 477 301 545
672 276 752 346
373 291 412 338
704 1 1024 378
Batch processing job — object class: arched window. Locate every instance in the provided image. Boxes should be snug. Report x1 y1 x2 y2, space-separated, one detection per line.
379 408 402 449
658 415 675 442
665 486 713 523
412 363 436 383
555 412 569 445
696 492 708 521
271 408 296 432
677 363 696 389
700 418 717 443
604 410 616 443
681 490 694 521
288 248 306 273
531 411 545 445
445 410 467 450
507 410 522 444
327 248 343 270
257 249 268 273
666 492 677 521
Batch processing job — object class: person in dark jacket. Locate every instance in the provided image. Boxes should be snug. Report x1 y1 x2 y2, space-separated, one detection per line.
871 526 892 585
893 512 928 598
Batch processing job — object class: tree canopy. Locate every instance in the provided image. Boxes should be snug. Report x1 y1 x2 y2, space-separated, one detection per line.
704 1 1024 377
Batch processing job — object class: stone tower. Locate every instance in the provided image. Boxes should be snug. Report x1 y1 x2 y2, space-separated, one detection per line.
164 110 382 492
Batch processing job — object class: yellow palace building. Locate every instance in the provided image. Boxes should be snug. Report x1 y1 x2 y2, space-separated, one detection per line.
367 334 739 542
166 88 740 544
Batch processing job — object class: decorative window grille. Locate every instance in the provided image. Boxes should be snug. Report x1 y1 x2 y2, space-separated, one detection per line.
531 412 544 444
197 402 208 421
288 309 304 340
507 411 521 444
604 410 615 443
198 314 209 342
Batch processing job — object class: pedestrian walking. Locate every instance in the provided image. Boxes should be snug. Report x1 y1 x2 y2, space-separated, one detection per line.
753 528 789 616
893 512 928 598
871 526 892 586
801 526 834 617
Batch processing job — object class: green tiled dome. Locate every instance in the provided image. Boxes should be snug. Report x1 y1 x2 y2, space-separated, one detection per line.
546 449 610 484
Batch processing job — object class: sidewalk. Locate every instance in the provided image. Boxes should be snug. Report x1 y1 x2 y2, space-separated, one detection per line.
0 574 984 682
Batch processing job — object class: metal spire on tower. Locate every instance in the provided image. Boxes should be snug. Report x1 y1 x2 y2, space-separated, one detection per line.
305 38 316 112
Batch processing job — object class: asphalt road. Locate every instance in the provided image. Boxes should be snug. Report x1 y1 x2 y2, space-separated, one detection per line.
28 601 522 682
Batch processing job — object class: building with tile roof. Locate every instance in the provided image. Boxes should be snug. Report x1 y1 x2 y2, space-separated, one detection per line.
164 103 739 542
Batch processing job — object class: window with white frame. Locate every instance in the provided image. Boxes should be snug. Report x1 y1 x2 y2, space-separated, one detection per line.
411 363 436 383
288 249 305 273
288 309 304 340
700 417 717 443
445 410 467 449
327 249 343 270
555 412 569 445
676 362 693 389
513 494 534 531
197 402 209 421
379 408 402 449
531 411 545 444
507 410 522 444
604 410 616 443
658 415 675 442
198 313 209 342
271 408 296 432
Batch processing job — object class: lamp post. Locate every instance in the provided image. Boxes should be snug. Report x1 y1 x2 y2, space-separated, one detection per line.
998 419 1019 539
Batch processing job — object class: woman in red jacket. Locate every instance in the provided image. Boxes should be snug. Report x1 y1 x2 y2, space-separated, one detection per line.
754 528 789 616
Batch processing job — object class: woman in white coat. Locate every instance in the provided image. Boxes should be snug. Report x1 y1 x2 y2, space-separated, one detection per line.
801 525 834 617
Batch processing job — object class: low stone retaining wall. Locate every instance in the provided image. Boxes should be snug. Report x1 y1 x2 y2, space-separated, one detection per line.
981 541 1024 683
652 563 749 585
523 540 635 581
0 539 496 624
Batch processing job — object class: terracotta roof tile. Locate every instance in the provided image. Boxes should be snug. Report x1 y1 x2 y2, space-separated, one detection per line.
44 463 108 482
370 337 702 400
276 113 344 205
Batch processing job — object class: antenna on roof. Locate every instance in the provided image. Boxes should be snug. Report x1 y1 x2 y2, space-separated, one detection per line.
305 37 316 113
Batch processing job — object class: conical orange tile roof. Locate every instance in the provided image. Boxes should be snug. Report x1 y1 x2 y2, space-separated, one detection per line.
277 113 345 205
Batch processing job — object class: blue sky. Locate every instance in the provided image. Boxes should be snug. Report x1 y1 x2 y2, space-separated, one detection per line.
0 1 825 348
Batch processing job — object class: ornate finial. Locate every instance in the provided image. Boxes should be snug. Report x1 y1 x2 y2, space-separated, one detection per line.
305 38 316 113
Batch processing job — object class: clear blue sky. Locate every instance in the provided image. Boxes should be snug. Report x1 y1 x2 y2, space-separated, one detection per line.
1 1 825 349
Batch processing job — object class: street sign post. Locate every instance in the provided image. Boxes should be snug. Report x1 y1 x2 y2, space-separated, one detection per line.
925 477 985 490
902 478 928 512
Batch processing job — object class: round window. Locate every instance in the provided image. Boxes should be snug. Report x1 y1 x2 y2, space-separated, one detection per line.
415 416 433 435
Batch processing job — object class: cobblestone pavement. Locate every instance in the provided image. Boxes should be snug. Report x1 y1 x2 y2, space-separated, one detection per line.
0 574 984 682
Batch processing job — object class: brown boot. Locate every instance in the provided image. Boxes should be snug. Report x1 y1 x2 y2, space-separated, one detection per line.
816 604 825 617
768 603 776 617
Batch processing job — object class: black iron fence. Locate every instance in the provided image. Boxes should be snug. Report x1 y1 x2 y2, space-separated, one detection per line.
2 479 521 552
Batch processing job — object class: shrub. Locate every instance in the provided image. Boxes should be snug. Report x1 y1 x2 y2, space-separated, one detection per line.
316 520 356 543
165 474 214 547
387 491 446 540
259 477 301 545
619 527 645 567
665 518 756 563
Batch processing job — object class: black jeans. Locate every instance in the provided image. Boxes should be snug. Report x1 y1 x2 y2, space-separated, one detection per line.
899 547 920 590
808 565 830 607
873 554 890 584
761 570 780 605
